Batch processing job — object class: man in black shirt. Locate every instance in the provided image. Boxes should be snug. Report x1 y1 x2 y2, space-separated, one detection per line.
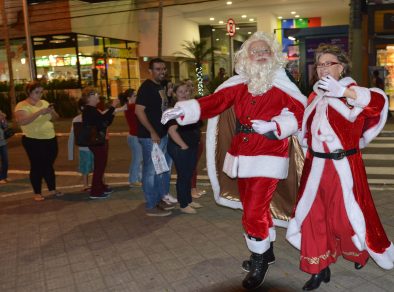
135 58 176 216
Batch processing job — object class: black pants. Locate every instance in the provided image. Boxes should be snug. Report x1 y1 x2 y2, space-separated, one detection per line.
167 141 198 208
22 136 58 194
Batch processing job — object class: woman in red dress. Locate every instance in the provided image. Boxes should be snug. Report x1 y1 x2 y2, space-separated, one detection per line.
286 44 394 290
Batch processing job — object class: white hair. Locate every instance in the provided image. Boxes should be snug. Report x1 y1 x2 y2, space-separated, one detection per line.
234 32 287 96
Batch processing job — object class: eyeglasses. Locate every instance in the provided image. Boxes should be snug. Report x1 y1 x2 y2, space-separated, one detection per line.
89 91 98 96
316 61 340 68
250 48 272 56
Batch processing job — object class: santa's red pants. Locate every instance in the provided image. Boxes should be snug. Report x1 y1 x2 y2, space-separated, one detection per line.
300 160 369 274
239 177 279 239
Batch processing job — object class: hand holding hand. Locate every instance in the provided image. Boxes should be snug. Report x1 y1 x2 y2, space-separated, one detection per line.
251 120 277 135
161 107 184 124
317 75 346 97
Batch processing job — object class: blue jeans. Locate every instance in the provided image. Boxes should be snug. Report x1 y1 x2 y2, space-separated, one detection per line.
139 135 171 209
0 144 8 180
167 142 198 208
127 135 142 183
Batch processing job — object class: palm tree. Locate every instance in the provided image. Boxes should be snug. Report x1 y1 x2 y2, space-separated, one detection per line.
175 40 215 96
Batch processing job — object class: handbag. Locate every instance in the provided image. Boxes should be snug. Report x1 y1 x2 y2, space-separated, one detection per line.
3 127 15 139
73 122 105 146
151 143 169 174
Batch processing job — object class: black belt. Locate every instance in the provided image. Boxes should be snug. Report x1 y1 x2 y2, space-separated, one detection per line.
235 120 255 134
309 148 357 160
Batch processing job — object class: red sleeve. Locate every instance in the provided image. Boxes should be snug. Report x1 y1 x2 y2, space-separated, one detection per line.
198 84 241 120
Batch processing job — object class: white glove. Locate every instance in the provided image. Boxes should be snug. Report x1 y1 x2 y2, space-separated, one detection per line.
317 75 346 98
161 107 185 124
251 120 277 135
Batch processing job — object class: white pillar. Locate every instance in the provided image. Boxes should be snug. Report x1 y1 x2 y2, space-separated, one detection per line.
256 13 278 34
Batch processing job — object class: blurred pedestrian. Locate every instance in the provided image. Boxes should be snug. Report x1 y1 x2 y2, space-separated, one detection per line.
0 110 9 184
68 99 94 192
14 80 62 201
122 89 143 188
167 82 202 214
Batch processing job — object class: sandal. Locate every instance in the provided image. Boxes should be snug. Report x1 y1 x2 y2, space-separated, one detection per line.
33 195 45 201
50 191 64 197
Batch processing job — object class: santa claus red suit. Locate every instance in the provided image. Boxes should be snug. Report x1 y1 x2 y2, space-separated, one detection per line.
286 77 394 273
174 68 306 254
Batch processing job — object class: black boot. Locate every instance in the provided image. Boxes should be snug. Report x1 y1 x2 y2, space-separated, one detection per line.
242 242 275 272
355 258 368 270
242 252 269 290
302 267 331 291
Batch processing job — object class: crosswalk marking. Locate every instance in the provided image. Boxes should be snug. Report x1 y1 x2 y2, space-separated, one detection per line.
364 132 394 185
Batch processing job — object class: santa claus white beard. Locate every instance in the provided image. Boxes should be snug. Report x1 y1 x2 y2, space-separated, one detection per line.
246 61 278 96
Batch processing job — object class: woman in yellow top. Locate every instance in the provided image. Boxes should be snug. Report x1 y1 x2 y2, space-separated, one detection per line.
15 80 62 201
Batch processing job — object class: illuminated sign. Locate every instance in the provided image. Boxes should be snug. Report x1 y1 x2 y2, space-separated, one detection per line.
106 47 137 58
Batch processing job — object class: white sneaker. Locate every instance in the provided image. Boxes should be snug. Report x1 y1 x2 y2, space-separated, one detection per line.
163 193 178 203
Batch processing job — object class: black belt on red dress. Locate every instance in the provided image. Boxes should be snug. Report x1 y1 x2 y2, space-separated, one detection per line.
309 148 357 160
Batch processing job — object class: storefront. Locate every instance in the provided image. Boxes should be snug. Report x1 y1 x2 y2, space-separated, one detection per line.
0 33 140 98
368 2 394 110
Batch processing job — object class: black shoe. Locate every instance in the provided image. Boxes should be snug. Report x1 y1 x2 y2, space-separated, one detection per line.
302 267 331 291
89 193 110 200
157 200 175 211
242 242 275 272
242 253 269 290
355 258 368 270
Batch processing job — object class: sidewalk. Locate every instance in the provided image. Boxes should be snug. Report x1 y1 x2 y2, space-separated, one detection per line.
0 175 393 291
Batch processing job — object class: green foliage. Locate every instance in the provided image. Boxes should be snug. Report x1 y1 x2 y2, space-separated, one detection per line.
174 40 215 67
43 90 78 118
44 78 79 90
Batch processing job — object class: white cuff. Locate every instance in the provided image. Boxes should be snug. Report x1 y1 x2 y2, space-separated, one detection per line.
271 112 298 140
175 99 201 125
346 86 371 108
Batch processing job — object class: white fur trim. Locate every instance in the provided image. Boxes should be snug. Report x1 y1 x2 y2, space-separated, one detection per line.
174 99 201 125
273 68 307 107
271 110 298 139
244 227 276 254
222 152 289 179
346 86 371 108
222 153 239 178
367 243 394 270
359 88 388 148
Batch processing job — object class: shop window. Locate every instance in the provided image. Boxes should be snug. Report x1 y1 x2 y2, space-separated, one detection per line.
35 47 78 83
78 35 104 56
104 38 127 49
0 39 29 84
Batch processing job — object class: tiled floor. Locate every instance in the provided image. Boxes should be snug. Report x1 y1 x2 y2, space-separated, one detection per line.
0 177 393 292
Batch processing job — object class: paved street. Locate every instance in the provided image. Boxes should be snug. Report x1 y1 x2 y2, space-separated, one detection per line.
0 115 393 291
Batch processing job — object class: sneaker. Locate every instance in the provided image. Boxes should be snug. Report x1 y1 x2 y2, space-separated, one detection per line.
104 188 113 195
180 205 197 214
189 202 203 209
129 182 142 188
146 207 172 217
163 193 177 203
89 193 110 200
157 200 175 211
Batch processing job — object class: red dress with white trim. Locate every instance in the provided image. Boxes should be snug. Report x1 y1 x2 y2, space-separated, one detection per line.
286 77 394 273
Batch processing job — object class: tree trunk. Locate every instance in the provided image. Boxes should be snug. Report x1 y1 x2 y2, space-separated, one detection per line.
0 0 17 122
158 0 163 58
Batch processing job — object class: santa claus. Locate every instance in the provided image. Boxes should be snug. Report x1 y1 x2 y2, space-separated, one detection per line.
162 32 306 289
286 44 394 291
